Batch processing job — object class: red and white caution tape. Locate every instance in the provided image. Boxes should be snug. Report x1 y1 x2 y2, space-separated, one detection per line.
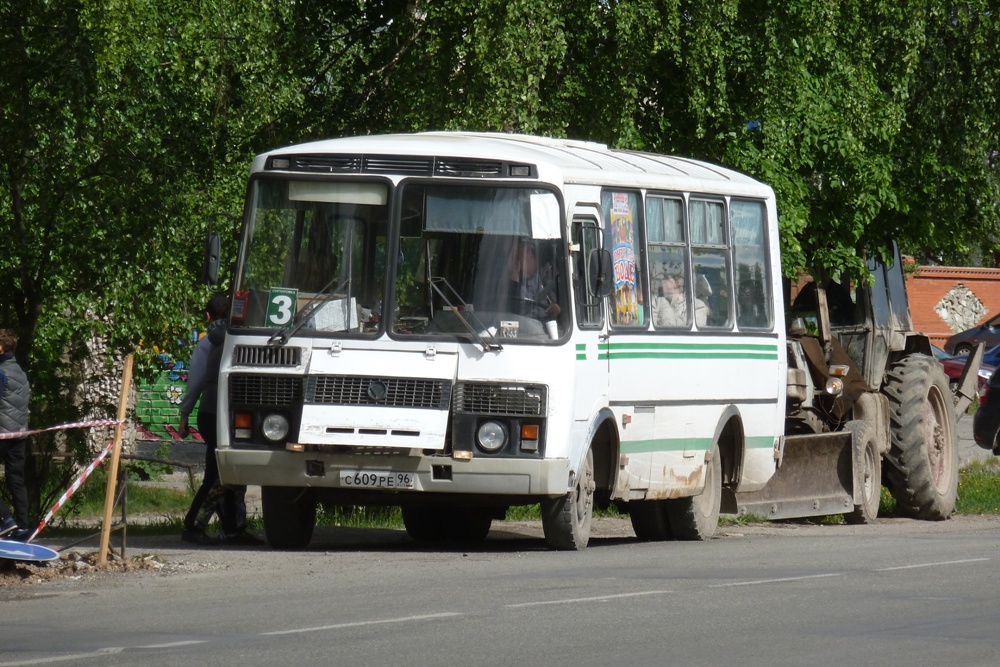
0 418 122 440
28 439 117 543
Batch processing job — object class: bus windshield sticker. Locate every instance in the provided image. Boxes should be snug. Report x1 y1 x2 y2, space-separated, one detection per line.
266 287 299 326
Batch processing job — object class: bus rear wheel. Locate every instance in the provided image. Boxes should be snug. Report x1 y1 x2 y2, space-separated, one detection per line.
541 447 595 550
261 486 316 550
666 442 721 540
628 500 673 541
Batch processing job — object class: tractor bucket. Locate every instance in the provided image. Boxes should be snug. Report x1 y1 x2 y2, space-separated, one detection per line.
727 431 858 520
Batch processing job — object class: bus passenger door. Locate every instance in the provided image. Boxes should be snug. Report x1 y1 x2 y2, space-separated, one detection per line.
571 211 609 422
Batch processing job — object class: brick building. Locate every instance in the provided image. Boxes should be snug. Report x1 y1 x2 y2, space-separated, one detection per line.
905 265 1000 349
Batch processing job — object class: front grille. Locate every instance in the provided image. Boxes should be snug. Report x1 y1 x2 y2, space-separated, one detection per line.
307 376 451 409
454 383 547 416
232 345 302 367
230 375 304 406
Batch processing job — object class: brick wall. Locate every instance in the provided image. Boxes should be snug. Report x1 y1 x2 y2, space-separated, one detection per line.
905 266 1000 348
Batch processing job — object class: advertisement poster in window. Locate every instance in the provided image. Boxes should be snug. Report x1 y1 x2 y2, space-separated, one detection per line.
610 193 640 325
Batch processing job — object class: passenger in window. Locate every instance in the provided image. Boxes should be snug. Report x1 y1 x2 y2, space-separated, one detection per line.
652 273 686 327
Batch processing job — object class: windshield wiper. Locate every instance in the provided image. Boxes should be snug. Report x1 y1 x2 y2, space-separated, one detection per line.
429 277 502 352
267 276 349 347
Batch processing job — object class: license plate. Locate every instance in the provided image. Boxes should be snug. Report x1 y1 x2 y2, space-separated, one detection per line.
339 470 415 490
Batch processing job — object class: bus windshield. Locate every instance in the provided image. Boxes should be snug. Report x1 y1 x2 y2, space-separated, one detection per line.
232 178 566 343
392 183 567 343
232 178 390 334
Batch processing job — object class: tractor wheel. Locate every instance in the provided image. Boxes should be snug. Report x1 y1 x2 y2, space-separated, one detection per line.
883 354 958 520
843 420 881 524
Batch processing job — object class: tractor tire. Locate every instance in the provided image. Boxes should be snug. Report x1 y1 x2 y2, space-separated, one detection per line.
882 354 958 520
843 420 881 524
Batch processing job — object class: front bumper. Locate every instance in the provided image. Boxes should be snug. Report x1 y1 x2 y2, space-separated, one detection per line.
216 447 571 497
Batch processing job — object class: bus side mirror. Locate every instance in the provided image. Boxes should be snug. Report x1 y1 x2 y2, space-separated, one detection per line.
201 232 221 286
591 248 614 299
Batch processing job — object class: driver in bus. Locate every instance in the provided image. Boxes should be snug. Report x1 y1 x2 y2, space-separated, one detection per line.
509 239 560 320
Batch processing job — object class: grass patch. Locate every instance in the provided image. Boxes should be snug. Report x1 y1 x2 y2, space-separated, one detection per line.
60 473 194 519
956 460 1000 514
316 505 404 529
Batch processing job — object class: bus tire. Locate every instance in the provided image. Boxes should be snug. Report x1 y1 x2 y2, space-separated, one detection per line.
541 447 595 550
261 486 316 550
402 506 448 542
666 442 721 540
844 420 881 524
628 501 673 541
402 506 493 543
447 508 493 543
883 354 958 520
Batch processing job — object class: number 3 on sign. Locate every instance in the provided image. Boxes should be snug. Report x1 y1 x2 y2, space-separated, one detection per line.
266 287 299 326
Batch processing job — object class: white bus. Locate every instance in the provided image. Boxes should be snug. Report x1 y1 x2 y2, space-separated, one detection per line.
214 132 787 550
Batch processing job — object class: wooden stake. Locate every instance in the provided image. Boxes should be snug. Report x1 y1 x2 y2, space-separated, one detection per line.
98 354 133 566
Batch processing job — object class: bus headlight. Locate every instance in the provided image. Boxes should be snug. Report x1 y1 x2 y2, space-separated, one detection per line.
262 414 290 442
476 421 507 453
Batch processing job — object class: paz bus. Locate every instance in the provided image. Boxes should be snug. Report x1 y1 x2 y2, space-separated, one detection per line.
213 132 786 550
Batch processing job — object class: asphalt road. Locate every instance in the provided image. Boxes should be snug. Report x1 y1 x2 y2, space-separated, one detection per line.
2 515 999 667
1 415 994 666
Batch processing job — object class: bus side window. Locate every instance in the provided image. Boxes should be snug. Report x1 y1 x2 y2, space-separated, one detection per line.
690 199 733 329
573 218 604 328
646 196 690 329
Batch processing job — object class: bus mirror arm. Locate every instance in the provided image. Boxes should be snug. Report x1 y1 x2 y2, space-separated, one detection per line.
592 249 614 299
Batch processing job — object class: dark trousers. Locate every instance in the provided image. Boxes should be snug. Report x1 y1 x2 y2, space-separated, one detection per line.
184 412 243 534
0 437 29 527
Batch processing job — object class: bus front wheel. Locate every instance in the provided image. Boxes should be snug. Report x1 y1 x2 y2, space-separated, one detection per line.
261 486 316 550
541 447 595 550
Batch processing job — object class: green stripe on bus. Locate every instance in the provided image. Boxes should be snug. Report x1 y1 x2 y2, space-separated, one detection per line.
603 342 778 352
592 341 779 361
621 434 776 454
607 352 778 360
745 435 776 449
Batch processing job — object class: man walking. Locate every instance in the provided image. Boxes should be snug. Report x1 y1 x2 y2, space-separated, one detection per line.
0 329 31 542
178 297 258 546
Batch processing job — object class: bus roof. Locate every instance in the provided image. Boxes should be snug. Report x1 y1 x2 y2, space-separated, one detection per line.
253 132 771 198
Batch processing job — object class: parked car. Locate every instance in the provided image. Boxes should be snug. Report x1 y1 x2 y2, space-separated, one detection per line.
943 314 1000 355
973 370 1000 453
932 344 994 399
982 344 1000 368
